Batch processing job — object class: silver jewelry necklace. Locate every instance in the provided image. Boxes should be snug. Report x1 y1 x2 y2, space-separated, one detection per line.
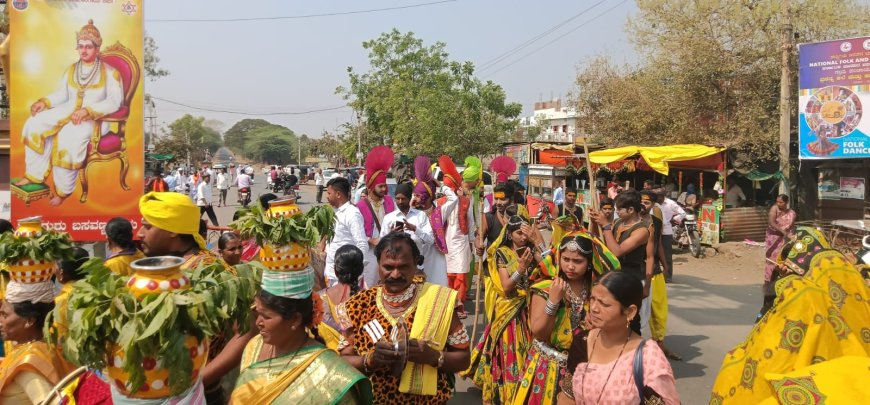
564 282 588 328
75 58 101 87
382 283 416 304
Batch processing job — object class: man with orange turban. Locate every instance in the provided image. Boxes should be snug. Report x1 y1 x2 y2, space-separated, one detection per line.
438 156 475 318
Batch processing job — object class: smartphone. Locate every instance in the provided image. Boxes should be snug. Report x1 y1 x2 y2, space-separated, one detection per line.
517 246 530 256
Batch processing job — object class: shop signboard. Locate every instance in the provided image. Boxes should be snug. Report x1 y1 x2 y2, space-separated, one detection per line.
798 37 870 159
8 1 144 240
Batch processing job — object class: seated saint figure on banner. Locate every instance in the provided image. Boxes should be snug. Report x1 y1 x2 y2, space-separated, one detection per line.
14 19 123 206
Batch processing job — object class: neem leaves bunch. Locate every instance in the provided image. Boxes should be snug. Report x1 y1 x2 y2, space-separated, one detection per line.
49 258 261 396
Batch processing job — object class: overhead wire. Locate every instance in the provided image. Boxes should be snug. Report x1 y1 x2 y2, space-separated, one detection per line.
482 0 630 78
477 0 607 72
152 96 349 116
146 0 456 22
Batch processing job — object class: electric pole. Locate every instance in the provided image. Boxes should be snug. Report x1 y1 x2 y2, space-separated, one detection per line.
778 0 793 196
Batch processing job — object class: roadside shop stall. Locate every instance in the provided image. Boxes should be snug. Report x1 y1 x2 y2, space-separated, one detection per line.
585 144 771 244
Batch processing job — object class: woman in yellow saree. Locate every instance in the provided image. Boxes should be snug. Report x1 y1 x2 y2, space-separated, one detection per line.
0 282 74 404
462 215 543 404
513 232 619 405
710 227 870 404
231 269 372 404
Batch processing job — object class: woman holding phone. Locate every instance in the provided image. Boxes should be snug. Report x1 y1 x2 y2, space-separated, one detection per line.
463 214 546 404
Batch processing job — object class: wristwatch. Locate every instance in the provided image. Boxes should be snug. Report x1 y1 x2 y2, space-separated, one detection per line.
602 224 613 231
436 351 445 368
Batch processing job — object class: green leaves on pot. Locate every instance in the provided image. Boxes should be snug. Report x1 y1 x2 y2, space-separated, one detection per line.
230 202 335 247
0 230 75 263
48 257 260 397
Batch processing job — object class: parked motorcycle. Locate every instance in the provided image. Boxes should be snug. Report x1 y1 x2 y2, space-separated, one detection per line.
673 207 702 258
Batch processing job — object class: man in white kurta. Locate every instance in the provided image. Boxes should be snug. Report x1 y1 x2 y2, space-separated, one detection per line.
444 187 476 316
379 183 435 275
413 184 457 287
16 20 123 205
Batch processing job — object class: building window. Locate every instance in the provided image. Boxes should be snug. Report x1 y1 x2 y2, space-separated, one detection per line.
562 125 568 133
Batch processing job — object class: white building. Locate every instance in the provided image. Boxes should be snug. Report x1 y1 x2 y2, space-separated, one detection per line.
519 99 581 142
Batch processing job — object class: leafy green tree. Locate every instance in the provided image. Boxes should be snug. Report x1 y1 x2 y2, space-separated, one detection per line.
242 124 298 164
572 0 870 162
337 29 522 159
144 33 169 81
153 114 212 165
224 119 271 154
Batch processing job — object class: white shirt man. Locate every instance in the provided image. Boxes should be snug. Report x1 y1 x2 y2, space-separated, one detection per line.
195 179 213 207
236 172 252 189
216 171 229 191
659 195 685 282
173 170 187 193
553 185 565 206
379 205 435 262
325 201 369 286
726 184 746 207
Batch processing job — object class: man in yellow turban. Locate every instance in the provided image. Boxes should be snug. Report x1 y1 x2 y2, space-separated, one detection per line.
137 191 217 270
138 191 251 403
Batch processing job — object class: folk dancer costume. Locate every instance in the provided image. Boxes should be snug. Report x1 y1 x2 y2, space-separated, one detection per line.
711 227 870 404
556 190 584 229
0 280 74 403
232 260 371 404
514 233 619 405
462 216 536 404
438 156 476 308
413 156 455 287
20 20 123 199
461 156 486 298
489 156 529 219
336 282 471 404
358 146 397 287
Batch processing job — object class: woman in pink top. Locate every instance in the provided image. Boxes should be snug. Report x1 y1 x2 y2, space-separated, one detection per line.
559 272 679 404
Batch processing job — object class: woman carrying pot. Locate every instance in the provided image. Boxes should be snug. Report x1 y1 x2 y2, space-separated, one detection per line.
0 278 75 404
231 262 372 403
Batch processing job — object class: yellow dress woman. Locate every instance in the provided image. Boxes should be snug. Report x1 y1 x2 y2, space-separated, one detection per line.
0 281 75 404
463 215 540 404
711 227 870 403
103 217 146 276
513 232 619 405
232 266 371 404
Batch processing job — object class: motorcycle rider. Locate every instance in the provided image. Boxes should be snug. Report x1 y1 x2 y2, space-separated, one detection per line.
236 169 252 206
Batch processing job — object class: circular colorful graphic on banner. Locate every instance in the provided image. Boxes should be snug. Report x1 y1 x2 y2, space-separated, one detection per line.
803 86 863 156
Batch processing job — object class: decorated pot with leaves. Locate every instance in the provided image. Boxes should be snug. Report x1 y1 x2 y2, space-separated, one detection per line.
14 215 44 238
126 256 191 299
0 216 73 283
267 196 302 218
107 335 209 399
259 242 310 272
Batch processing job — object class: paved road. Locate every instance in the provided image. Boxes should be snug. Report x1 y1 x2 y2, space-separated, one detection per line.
204 174 760 405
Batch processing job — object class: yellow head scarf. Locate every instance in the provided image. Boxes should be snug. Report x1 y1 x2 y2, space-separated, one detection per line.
139 192 207 250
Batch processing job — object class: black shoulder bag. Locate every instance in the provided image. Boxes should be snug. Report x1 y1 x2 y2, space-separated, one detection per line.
633 339 667 405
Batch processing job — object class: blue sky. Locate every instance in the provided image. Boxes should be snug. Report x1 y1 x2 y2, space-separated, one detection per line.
145 0 638 137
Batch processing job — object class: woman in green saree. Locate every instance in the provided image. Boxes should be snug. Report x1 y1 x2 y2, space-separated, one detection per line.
231 267 372 404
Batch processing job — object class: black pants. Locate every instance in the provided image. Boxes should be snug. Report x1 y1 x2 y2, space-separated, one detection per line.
316 185 324 203
662 234 674 279
200 205 219 226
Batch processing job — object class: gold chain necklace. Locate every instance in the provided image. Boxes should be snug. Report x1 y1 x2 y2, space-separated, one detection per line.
266 338 307 381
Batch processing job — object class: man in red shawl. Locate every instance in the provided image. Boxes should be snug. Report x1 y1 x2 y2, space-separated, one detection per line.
438 155 475 318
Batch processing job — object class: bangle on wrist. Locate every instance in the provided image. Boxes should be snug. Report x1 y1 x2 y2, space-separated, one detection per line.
363 353 373 374
436 350 445 368
602 224 613 231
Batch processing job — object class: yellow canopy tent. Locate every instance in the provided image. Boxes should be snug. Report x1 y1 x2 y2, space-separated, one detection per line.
588 144 725 175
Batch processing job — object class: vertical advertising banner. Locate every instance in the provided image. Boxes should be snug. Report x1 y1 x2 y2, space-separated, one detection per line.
9 0 144 240
798 36 870 159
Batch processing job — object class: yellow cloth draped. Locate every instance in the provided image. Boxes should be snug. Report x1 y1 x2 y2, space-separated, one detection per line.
139 192 207 250
232 336 369 405
759 356 870 404
398 283 458 396
318 323 343 352
649 273 668 341
710 251 870 404
589 144 724 174
52 283 75 341
104 250 146 276
0 341 74 402
231 348 328 404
